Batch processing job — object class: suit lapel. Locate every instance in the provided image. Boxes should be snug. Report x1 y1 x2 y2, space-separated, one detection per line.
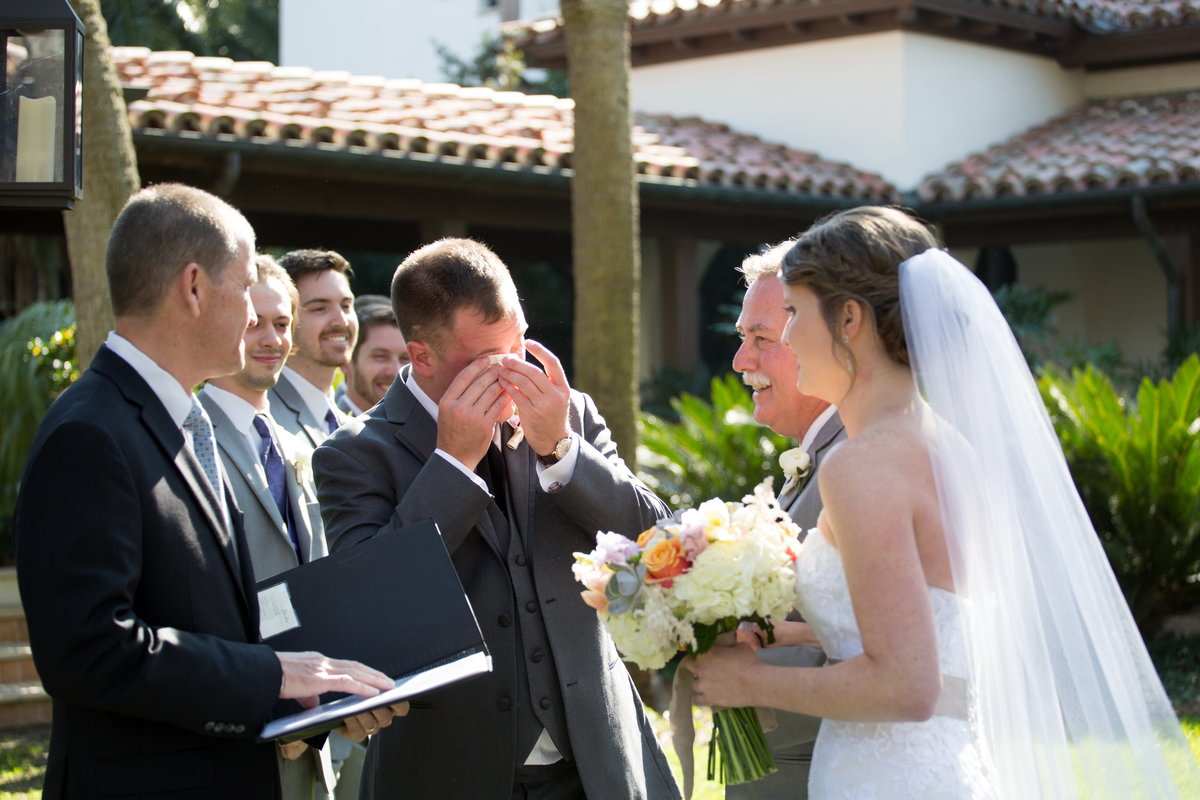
272 373 326 450
285 462 323 563
202 394 287 531
92 348 248 610
780 413 845 516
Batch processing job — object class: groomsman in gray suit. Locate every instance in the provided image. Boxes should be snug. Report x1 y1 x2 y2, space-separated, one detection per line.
198 254 336 800
729 242 845 800
315 238 680 800
269 249 357 449
267 249 363 798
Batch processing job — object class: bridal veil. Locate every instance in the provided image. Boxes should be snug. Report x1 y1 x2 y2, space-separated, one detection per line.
900 249 1200 799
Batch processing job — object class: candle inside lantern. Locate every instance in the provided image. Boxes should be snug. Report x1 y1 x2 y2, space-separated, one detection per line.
16 96 58 183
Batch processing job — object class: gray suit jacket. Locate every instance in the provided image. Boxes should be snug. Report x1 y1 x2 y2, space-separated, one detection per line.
313 367 680 800
198 392 334 799
728 412 846 800
269 371 348 452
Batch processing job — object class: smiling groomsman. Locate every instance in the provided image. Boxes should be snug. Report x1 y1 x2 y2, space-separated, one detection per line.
270 249 358 449
200 253 334 799
336 295 408 417
728 241 845 800
267 248 364 798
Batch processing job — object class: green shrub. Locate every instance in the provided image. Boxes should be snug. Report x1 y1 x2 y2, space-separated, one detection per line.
1038 355 1200 638
637 373 790 509
0 301 77 563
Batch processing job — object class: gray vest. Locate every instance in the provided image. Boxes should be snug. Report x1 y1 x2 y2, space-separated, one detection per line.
487 441 571 766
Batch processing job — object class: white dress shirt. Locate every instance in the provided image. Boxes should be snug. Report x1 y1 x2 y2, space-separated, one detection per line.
281 365 339 426
105 332 230 523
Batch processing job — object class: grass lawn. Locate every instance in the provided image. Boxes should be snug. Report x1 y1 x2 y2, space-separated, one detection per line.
0 716 1196 799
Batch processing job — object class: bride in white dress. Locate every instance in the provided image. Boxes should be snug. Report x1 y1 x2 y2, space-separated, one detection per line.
690 206 1199 799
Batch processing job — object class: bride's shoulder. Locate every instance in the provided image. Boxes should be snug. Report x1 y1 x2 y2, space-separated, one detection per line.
819 423 932 497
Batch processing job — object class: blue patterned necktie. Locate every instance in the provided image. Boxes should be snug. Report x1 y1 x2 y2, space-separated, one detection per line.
324 408 339 435
252 415 300 557
183 401 223 503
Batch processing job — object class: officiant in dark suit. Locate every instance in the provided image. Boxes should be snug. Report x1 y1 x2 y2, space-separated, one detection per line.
15 184 400 800
314 238 680 800
728 243 845 800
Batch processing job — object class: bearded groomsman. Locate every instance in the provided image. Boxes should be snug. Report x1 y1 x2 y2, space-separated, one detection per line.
270 249 357 449
199 254 334 799
728 242 845 800
337 295 408 417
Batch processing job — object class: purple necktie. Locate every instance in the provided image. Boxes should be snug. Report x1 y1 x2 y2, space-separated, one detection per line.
252 415 300 558
324 408 339 435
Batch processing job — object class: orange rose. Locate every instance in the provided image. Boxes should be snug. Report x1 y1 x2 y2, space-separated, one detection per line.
636 526 658 547
643 537 687 585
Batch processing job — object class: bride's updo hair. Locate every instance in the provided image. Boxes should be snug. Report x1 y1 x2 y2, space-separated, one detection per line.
781 206 940 368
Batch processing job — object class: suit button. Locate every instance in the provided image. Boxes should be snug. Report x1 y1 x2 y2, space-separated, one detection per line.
539 697 551 710
525 601 537 613
514 554 527 566
497 696 511 711
213 723 225 733
498 614 512 628
234 724 245 734
204 722 215 732
531 649 544 663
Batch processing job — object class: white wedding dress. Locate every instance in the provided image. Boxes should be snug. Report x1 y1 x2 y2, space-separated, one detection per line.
793 530 997 800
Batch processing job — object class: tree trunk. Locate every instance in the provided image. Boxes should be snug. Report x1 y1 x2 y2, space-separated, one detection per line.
64 0 140 369
561 0 640 467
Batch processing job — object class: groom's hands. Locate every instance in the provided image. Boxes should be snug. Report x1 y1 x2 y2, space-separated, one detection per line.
436 358 512 470
498 340 571 458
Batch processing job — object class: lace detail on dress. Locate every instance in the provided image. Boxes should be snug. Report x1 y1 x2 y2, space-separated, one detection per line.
793 531 997 800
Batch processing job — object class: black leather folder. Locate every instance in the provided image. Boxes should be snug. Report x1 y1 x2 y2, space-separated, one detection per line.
256 519 491 742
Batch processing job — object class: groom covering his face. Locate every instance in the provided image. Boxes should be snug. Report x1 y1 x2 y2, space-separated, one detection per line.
727 241 845 800
311 238 680 800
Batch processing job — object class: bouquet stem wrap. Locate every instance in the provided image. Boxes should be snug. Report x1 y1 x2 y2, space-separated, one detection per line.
670 632 777 798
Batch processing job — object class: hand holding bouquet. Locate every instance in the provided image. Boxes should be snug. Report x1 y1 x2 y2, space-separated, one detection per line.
572 479 802 791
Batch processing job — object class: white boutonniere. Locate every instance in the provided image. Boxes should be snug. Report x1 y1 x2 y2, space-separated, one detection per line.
292 452 313 487
779 446 811 496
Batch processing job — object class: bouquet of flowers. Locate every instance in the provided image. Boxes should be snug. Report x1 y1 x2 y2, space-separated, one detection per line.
573 479 802 789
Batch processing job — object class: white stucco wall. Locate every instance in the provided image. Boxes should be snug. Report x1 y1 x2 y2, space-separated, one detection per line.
281 0 503 82
954 241 1168 363
631 32 1084 189
1083 60 1200 99
1015 239 1167 363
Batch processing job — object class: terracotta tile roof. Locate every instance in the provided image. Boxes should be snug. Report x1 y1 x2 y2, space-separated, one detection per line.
111 47 897 202
517 0 1200 41
915 91 1200 202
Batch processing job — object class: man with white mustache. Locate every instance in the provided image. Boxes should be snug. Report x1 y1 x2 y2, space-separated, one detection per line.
728 241 845 800
270 249 358 451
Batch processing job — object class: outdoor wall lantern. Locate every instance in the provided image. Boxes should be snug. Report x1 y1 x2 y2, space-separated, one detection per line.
1 0 84 210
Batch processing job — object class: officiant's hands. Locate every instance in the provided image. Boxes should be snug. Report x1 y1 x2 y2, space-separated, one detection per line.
498 340 570 457
338 702 411 742
276 651 395 705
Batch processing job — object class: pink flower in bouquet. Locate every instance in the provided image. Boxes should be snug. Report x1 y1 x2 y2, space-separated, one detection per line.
592 530 640 566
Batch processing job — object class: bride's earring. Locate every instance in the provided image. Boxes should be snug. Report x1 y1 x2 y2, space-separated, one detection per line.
842 334 854 374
